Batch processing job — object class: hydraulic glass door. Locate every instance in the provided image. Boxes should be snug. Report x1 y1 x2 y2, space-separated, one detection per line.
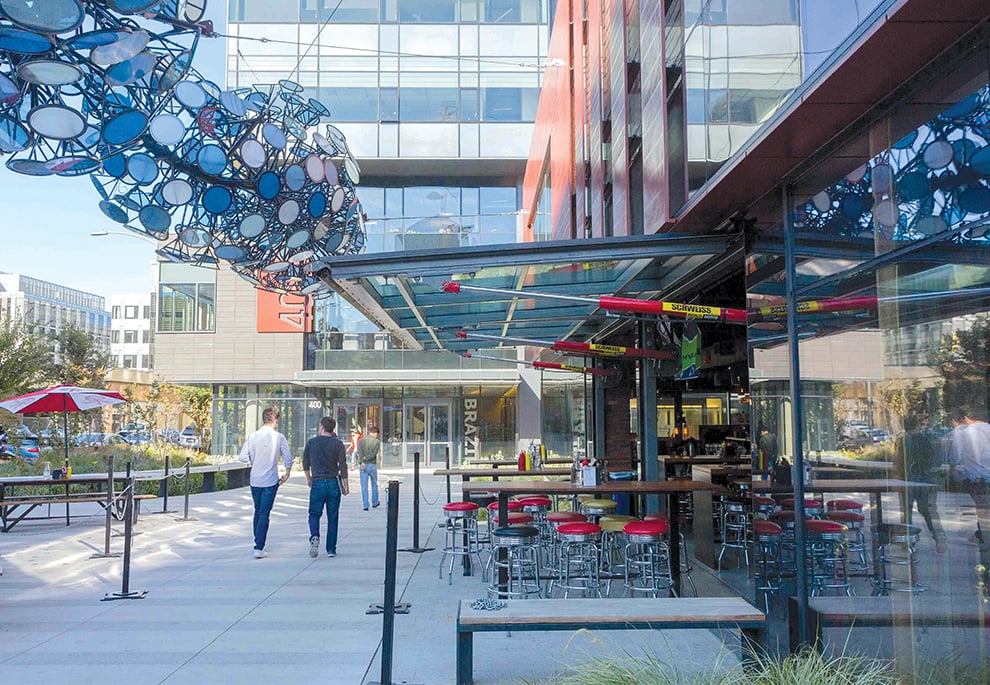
403 401 451 466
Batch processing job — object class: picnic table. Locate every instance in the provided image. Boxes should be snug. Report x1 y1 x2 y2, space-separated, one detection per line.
0 474 151 532
460 478 727 596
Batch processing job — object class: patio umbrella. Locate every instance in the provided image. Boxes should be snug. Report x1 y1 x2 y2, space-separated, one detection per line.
0 384 127 462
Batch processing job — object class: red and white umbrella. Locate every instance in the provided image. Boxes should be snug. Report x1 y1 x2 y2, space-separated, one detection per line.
0 384 127 462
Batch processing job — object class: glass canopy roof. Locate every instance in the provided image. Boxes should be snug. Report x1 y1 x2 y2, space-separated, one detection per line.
320 234 736 352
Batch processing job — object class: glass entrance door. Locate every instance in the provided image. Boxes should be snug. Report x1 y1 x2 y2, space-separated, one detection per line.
333 402 381 463
403 401 451 466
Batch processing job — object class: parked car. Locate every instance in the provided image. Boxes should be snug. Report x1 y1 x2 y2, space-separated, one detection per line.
867 428 892 444
0 425 42 461
118 430 151 446
73 432 129 447
838 428 874 450
179 426 201 449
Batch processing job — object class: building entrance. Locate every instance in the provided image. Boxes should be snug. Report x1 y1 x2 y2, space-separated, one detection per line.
403 401 452 466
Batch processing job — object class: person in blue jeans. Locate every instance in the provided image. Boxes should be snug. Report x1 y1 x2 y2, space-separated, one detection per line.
238 406 293 559
303 416 348 558
356 425 382 510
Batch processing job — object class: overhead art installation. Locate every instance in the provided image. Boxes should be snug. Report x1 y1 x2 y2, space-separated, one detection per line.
0 0 364 294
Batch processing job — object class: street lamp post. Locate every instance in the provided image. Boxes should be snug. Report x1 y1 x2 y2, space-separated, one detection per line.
90 230 160 245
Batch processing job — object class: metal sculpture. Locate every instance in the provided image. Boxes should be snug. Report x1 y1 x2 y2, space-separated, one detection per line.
796 84 990 241
0 0 363 294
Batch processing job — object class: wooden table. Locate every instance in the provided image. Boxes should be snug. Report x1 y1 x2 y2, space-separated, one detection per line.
460 479 727 596
433 467 571 483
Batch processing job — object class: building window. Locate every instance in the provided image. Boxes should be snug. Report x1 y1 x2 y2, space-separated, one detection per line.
399 0 455 22
481 87 538 122
142 330 150 343
158 264 217 333
124 305 138 318
123 355 137 368
123 330 138 344
111 330 120 344
112 306 121 319
142 305 150 319
139 355 148 368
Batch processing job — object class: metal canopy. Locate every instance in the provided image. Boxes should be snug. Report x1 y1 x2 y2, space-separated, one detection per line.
318 233 734 353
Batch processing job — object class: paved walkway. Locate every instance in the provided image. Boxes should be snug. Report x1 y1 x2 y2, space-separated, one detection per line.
0 470 742 684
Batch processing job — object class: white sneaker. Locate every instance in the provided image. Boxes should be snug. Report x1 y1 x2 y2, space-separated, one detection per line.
309 536 320 558
327 552 336 558
253 549 267 559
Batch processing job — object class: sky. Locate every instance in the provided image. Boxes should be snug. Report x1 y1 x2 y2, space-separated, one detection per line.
0 20 227 307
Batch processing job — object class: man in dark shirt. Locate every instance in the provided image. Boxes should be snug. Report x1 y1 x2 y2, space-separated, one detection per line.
303 416 348 558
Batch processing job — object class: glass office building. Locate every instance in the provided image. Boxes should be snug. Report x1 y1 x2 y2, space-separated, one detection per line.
172 0 554 462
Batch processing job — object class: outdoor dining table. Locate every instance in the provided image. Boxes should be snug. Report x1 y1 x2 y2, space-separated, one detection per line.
753 478 937 580
466 458 574 468
434 467 571 482
0 473 141 531
460 478 728 596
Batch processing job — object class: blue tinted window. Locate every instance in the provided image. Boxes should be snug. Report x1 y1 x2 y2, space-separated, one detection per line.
381 88 398 121
484 0 542 22
461 89 479 122
299 0 379 22
317 88 379 121
399 0 455 22
482 87 539 121
400 88 459 121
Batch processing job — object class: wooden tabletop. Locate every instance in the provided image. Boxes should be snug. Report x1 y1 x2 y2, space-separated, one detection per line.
458 596 765 627
661 456 751 465
753 478 936 493
468 458 573 467
460 479 727 495
433 468 571 478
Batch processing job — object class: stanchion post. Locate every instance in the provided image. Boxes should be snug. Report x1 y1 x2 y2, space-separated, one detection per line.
175 457 197 521
102 461 147 600
366 480 419 685
445 446 451 504
162 453 170 512
91 455 121 559
399 451 433 554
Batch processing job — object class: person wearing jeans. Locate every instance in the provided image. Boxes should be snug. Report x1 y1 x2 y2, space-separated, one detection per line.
303 416 348 557
239 406 293 558
357 425 382 510
949 407 990 589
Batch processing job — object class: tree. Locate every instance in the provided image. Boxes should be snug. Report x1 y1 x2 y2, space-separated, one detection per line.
0 316 49 399
180 385 213 451
932 316 990 418
43 326 112 388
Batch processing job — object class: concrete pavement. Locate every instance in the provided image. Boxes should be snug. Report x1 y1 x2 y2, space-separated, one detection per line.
0 470 741 684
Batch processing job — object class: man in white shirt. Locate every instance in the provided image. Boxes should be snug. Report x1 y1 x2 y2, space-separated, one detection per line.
949 407 990 586
239 406 293 558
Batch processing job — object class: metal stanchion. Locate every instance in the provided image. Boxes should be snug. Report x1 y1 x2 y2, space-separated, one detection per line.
175 457 197 521
366 480 418 685
102 462 147 601
399 451 433 554
155 453 176 514
444 446 451 504
91 456 121 559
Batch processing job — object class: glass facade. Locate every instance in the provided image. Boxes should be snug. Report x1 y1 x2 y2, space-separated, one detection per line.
744 42 990 667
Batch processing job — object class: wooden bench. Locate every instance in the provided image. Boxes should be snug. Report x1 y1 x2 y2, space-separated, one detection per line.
456 597 765 685
788 596 988 652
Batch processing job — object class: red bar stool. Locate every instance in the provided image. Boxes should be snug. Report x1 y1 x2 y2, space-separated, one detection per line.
440 502 484 584
805 519 852 596
769 509 797 575
644 513 696 595
753 520 783 611
487 524 543 599
753 496 777 519
549 522 603 598
622 519 675 597
545 512 586 576
827 498 864 512
518 496 553 540
825 509 869 573
779 498 824 518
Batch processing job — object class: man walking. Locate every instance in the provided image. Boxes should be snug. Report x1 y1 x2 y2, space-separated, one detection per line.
357 425 382 510
303 416 348 558
239 406 292 559
949 407 990 588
